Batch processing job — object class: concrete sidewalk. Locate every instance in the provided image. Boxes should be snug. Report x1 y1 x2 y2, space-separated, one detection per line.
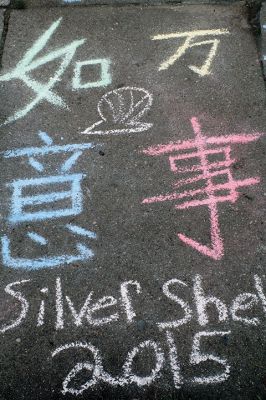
261 2 266 75
0 2 265 400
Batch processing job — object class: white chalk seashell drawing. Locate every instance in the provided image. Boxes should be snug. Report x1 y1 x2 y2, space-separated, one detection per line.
82 87 153 135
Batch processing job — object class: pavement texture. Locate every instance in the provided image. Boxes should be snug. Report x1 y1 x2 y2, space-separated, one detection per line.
23 0 182 6
19 0 245 8
261 3 266 75
0 3 265 400
0 10 3 41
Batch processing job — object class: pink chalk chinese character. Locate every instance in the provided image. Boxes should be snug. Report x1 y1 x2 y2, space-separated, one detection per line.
142 117 264 260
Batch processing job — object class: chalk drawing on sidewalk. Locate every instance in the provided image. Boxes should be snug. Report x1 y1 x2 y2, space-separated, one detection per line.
1 274 264 334
82 87 153 135
51 330 231 394
73 59 111 89
142 117 264 260
0 18 111 126
190 330 231 384
1 131 97 270
3 274 265 389
52 340 165 395
151 29 230 76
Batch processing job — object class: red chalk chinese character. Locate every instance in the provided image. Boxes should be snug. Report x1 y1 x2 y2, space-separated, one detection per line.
142 117 263 260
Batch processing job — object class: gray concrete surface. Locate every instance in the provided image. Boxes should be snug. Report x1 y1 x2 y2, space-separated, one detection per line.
0 3 265 400
0 10 4 39
20 0 243 8
24 0 182 6
261 2 266 74
0 9 5 66
0 1 9 6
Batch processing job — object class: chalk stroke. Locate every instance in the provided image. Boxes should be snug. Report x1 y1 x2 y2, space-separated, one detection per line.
0 19 111 126
165 330 182 388
2 236 94 270
0 19 81 125
142 117 264 260
66 292 93 327
73 59 111 89
37 288 48 326
82 87 153 135
2 274 265 334
37 299 45 326
231 293 259 326
2 132 97 269
151 29 230 76
0 280 30 333
158 279 192 330
9 174 85 223
51 328 230 394
39 131 53 145
66 224 97 238
53 278 141 331
27 232 48 245
28 157 44 172
87 296 119 326
120 281 142 322
190 330 231 384
52 340 164 395
56 277 64 330
194 275 228 326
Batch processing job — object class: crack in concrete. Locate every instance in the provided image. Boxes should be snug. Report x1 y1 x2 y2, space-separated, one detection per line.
0 8 11 69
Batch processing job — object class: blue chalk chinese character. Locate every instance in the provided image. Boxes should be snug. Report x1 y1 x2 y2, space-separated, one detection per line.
2 131 98 270
9 174 85 223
